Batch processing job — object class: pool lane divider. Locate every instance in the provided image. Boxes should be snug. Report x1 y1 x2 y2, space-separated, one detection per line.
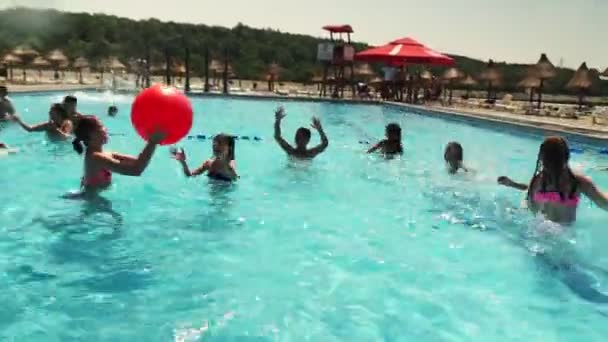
569 147 608 155
188 134 263 141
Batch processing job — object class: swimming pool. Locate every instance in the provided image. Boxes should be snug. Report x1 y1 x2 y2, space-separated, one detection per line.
2 91 608 341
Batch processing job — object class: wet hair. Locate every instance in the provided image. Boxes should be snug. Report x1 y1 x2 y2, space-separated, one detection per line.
108 105 118 115
63 95 77 104
296 127 311 141
72 115 100 154
213 133 236 160
386 123 402 141
50 103 68 120
444 142 463 162
528 136 577 201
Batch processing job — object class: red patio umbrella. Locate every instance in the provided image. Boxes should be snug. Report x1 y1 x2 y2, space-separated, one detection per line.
355 37 454 66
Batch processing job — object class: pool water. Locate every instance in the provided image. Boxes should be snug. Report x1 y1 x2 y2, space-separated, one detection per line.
2 92 608 341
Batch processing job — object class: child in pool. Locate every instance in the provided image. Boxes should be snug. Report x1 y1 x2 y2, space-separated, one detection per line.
12 103 72 139
367 123 403 155
0 85 15 121
108 105 118 117
171 134 238 181
72 115 165 192
444 142 471 174
273 106 329 159
498 136 608 224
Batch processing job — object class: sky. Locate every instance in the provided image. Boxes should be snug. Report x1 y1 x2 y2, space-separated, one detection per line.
2 0 606 70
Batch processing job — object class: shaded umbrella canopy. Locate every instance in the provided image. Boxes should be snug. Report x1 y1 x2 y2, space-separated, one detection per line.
267 62 281 76
31 56 51 68
567 62 593 89
311 73 335 83
355 37 454 66
2 53 22 64
150 64 165 73
209 59 226 72
12 46 39 58
73 57 90 69
442 67 462 80
602 67 608 77
47 49 68 64
369 76 384 85
518 74 541 89
354 63 375 77
478 59 502 82
460 75 477 86
311 74 324 83
420 70 433 80
534 53 556 80
172 63 186 74
105 57 126 70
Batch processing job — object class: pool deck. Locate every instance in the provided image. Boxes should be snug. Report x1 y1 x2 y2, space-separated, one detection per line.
8 84 100 94
7 83 608 143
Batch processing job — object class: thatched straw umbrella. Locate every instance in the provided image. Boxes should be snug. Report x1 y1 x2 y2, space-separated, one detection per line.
601 67 608 78
566 62 593 110
209 59 232 86
2 53 22 81
369 76 383 85
172 63 186 83
442 67 462 104
266 62 281 91
47 49 68 79
73 57 89 84
106 57 126 71
460 74 477 98
12 46 39 82
31 56 51 79
354 63 376 79
532 53 556 109
518 72 542 105
478 59 501 102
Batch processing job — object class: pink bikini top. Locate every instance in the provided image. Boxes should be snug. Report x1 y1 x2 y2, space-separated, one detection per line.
533 191 580 208
82 169 112 187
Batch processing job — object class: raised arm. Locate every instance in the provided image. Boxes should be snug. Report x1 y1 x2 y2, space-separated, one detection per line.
274 107 295 154
497 176 529 191
367 141 384 154
308 117 329 156
12 115 50 132
93 130 164 176
171 148 209 177
578 174 608 210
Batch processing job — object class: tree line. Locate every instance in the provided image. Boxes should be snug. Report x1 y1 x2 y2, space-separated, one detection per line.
0 7 606 95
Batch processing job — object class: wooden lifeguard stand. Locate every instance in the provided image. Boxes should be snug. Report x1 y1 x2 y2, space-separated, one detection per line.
318 25 356 98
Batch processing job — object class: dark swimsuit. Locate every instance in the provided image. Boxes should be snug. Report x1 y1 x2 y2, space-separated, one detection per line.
207 172 234 182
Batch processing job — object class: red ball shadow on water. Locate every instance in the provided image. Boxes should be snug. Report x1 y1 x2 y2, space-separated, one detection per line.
131 84 194 145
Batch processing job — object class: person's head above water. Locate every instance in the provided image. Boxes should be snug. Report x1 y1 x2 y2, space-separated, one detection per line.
108 105 118 117
385 123 401 142
295 127 312 148
444 142 463 173
0 85 7 98
528 136 576 200
49 103 68 123
538 136 570 174
212 133 235 160
63 95 77 114
72 116 108 154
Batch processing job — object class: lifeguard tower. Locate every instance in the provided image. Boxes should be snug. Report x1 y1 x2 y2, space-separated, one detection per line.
317 25 355 98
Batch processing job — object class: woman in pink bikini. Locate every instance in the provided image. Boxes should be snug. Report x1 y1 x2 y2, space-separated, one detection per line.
72 115 165 192
498 136 608 223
